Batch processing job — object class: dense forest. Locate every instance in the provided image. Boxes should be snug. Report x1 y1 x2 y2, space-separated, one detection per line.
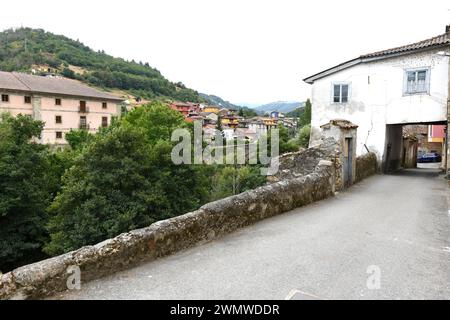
0 102 270 273
0 28 201 102
0 100 311 272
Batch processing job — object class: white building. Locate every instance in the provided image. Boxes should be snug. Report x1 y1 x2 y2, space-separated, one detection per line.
304 25 449 172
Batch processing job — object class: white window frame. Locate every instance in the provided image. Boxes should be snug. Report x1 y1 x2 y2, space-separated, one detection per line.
331 82 351 104
403 67 430 95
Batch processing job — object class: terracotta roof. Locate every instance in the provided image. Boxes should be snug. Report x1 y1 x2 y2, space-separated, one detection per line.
304 27 450 84
361 33 449 59
321 119 358 129
0 71 123 101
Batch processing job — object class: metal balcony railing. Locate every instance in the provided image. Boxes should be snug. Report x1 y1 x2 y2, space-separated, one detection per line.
79 123 90 130
78 106 89 113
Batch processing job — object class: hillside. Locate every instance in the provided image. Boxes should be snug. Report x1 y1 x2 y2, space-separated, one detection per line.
255 101 305 114
199 93 242 109
0 28 201 102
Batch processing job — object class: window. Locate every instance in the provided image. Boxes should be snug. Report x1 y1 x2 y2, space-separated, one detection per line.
24 96 31 104
1 94 9 102
79 116 87 129
55 98 61 106
56 132 63 139
55 115 62 124
333 83 349 103
404 68 430 94
80 101 87 113
102 116 108 127
102 102 107 109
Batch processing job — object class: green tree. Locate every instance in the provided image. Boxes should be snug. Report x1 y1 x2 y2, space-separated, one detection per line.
216 116 224 136
45 102 209 255
65 129 94 150
299 99 312 127
278 123 299 154
0 28 203 102
298 124 311 148
45 127 157 255
0 114 54 272
122 101 186 143
209 165 266 201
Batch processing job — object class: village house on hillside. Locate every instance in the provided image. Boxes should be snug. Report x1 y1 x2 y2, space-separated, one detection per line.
0 71 123 145
304 25 450 173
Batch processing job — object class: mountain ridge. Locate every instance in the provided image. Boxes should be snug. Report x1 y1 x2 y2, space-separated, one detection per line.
199 93 242 109
254 101 305 114
0 27 202 102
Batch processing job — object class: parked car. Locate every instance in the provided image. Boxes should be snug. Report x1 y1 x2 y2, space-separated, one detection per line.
417 152 442 163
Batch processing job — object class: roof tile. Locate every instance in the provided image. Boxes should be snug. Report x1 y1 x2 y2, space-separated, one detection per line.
361 33 449 59
0 71 122 101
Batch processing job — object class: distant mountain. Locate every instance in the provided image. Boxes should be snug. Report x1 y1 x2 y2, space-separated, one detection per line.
254 101 305 114
199 93 242 110
0 27 201 102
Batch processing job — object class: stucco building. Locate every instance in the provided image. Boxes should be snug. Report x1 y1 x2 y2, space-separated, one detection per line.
304 25 450 173
0 71 123 145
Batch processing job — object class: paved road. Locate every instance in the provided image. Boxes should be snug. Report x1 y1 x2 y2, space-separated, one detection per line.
55 169 450 300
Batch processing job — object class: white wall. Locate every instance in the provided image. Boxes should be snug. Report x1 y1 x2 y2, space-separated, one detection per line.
309 48 449 161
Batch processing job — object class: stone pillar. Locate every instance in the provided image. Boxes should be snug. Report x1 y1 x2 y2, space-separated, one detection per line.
320 119 358 190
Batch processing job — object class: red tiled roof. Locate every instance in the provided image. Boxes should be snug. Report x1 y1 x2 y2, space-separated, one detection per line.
304 27 450 84
361 33 449 59
0 71 123 101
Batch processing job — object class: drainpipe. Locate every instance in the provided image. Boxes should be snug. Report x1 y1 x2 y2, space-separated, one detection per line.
446 53 450 186
436 42 450 185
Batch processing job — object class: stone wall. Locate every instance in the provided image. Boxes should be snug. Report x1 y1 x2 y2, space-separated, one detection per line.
268 137 340 182
355 152 378 183
0 161 336 300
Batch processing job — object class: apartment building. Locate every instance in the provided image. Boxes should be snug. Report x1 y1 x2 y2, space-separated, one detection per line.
0 71 123 145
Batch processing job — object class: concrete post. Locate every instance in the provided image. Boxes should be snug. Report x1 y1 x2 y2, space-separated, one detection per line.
320 119 358 190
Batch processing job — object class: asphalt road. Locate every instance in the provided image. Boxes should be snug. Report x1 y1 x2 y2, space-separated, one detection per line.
55 169 450 300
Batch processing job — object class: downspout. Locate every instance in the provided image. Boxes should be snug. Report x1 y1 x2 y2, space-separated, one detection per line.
447 52 450 186
442 25 450 186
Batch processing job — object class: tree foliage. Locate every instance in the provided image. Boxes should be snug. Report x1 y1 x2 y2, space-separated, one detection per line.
0 28 201 102
278 123 300 154
0 102 268 268
299 99 312 127
44 103 209 255
209 165 266 201
0 114 55 272
237 107 258 118
298 124 311 148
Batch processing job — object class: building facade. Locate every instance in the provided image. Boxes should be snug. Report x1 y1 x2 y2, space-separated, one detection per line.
304 26 449 172
0 71 123 145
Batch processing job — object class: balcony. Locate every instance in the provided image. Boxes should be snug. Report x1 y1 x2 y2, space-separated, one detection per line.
79 123 90 130
78 106 89 113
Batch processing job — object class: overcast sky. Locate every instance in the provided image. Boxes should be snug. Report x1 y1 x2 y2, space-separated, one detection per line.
0 0 449 106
